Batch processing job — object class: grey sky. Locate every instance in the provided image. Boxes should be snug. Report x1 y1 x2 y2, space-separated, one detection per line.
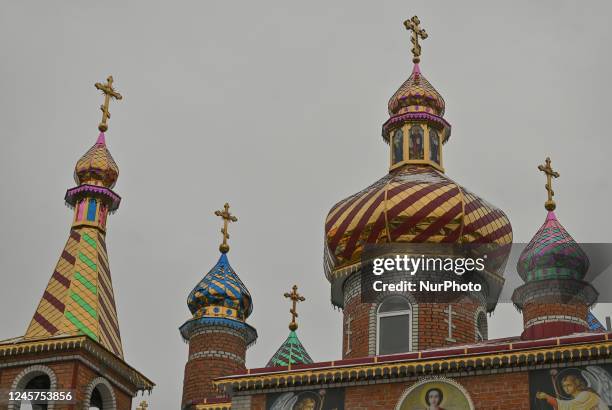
1 1 611 408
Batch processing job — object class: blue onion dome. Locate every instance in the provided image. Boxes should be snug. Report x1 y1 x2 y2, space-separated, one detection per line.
187 253 253 321
517 211 589 282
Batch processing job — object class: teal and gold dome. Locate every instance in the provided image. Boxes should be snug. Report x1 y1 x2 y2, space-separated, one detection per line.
187 252 253 321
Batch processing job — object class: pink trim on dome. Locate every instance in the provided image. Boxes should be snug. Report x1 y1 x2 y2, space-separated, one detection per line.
412 63 421 75
96 132 106 145
546 211 557 221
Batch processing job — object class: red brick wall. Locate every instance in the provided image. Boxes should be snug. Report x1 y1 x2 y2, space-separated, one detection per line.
342 298 373 358
0 350 136 410
342 297 483 358
182 330 247 408
417 301 480 350
250 394 266 410
344 372 530 410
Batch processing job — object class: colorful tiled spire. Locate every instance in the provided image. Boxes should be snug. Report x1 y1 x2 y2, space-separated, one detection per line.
266 330 313 367
24 76 124 358
266 285 313 367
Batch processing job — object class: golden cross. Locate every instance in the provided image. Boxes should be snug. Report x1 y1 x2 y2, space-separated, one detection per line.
137 401 148 410
538 157 560 211
403 16 428 64
284 284 305 331
94 75 123 132
214 203 237 253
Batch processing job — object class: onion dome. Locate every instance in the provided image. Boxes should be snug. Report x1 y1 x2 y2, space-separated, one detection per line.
266 330 313 367
187 253 253 321
517 211 589 282
324 165 513 277
388 64 445 118
74 132 119 188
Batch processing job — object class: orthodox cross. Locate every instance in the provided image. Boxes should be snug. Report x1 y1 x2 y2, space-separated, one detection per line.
214 203 237 253
284 285 305 331
136 401 148 410
444 305 457 342
94 75 123 132
404 15 428 64
538 157 560 211
345 314 353 355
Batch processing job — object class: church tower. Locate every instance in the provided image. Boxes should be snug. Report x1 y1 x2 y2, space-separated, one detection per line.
512 158 598 339
323 17 513 358
0 76 153 409
180 204 257 410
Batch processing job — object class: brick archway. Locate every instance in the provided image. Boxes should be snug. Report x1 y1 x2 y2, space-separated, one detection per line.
83 377 117 410
8 365 58 410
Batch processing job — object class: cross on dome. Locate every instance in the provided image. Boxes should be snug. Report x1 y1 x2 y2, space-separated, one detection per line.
94 75 123 132
538 157 560 211
404 15 428 64
214 202 238 253
284 285 305 331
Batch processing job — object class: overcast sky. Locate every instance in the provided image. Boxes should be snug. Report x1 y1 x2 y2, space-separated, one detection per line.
1 1 612 408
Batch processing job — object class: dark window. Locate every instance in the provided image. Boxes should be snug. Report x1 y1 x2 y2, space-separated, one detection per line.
377 296 411 355
89 387 104 409
22 374 51 410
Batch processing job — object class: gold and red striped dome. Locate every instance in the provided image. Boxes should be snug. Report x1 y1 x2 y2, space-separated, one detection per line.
388 64 445 118
74 132 119 189
324 165 512 278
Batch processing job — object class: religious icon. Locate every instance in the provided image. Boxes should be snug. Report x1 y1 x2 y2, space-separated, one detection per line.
267 388 344 410
409 125 424 160
397 378 473 410
393 129 404 163
429 129 440 163
532 366 612 409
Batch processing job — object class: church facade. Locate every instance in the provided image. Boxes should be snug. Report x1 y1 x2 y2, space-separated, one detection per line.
1 15 611 410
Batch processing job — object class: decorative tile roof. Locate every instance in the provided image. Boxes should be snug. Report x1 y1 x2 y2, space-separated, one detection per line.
74 132 119 189
588 311 606 331
517 211 589 282
187 253 253 321
266 330 313 368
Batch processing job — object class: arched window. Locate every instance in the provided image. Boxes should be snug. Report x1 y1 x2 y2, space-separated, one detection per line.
89 387 103 410
409 125 424 160
84 378 116 410
476 311 488 342
392 129 404 164
429 128 440 164
377 295 411 355
9 365 57 410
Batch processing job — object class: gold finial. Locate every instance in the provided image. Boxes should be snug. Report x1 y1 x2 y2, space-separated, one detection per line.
538 157 560 211
94 75 123 132
214 203 237 253
284 284 305 331
137 401 148 410
403 16 428 64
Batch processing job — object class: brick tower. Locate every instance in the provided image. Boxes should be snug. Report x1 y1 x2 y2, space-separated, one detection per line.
180 203 257 410
512 157 598 339
0 76 153 409
323 17 512 358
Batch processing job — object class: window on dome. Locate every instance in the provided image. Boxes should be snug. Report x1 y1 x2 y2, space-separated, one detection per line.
392 128 404 164
476 311 488 342
429 128 440 164
87 199 97 222
377 295 411 355
409 125 424 160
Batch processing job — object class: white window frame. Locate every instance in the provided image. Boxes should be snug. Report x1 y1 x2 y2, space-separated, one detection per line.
376 296 412 355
